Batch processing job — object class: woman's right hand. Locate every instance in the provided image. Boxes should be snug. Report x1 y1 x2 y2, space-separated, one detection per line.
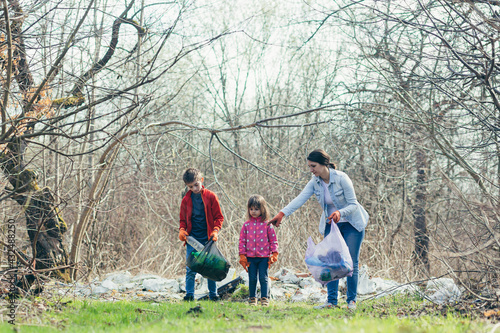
328 210 341 224
239 255 249 272
268 212 285 227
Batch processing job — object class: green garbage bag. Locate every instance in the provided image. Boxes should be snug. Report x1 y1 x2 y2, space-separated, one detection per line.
187 239 230 281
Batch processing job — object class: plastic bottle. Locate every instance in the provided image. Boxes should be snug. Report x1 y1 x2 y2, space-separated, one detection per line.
186 236 204 251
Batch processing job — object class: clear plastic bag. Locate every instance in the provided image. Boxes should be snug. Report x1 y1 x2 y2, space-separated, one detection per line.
187 239 231 281
305 223 353 285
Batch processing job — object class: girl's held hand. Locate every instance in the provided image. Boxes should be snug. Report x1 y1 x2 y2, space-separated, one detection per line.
328 211 341 223
239 255 249 272
268 212 285 227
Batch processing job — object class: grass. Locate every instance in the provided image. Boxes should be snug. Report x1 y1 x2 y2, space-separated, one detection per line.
0 294 492 333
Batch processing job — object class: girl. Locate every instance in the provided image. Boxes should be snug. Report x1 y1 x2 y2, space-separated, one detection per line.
239 195 279 306
268 149 369 310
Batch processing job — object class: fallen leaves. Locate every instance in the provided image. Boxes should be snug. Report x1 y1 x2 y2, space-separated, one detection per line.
484 309 500 318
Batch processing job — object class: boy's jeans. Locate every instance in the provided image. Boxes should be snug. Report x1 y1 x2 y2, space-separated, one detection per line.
324 222 364 305
248 257 269 298
185 241 217 298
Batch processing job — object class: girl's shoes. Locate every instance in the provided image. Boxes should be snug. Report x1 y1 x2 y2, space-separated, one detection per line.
248 297 270 306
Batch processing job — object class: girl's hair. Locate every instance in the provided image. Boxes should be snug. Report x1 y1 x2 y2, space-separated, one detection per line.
307 149 336 169
247 194 270 221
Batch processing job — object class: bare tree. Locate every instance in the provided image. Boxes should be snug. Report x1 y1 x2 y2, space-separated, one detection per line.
301 0 500 290
0 0 230 285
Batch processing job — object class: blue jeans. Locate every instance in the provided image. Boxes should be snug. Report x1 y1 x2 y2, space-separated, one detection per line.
325 222 364 305
248 257 269 298
185 241 217 298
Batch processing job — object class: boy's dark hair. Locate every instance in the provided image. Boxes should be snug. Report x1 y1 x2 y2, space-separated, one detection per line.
247 194 270 221
183 168 203 184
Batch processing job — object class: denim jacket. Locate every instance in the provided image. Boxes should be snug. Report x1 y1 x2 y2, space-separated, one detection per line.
281 168 369 235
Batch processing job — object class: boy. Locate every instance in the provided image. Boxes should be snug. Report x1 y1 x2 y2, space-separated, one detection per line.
179 168 224 301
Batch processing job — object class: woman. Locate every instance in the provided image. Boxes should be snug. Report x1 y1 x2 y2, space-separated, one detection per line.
269 149 369 310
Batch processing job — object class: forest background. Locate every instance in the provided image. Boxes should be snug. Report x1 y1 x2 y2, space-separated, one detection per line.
0 0 498 298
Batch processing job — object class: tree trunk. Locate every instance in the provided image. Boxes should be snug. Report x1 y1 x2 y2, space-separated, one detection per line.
0 137 70 284
413 147 429 273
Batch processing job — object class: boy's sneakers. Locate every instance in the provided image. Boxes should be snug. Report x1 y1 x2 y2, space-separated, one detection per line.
260 297 269 307
347 301 356 310
313 302 334 309
248 297 258 306
183 295 194 302
209 296 220 302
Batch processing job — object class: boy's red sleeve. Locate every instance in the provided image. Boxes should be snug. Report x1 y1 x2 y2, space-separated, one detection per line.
179 197 187 230
210 193 224 230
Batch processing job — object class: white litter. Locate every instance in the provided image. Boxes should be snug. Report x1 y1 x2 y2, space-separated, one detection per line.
91 285 109 295
299 277 322 289
426 278 461 304
103 271 132 285
142 278 180 292
101 280 118 291
357 265 376 295
131 274 163 283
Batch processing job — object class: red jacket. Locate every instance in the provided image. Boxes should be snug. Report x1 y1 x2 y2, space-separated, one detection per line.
179 186 224 238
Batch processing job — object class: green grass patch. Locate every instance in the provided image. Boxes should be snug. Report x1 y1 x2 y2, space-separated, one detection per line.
0 295 490 332
231 284 249 300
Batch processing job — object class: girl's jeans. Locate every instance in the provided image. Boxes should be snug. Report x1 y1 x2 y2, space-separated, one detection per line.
248 257 269 298
325 222 364 305
185 242 217 298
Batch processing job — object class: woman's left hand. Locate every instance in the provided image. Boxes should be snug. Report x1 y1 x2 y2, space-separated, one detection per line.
328 211 341 223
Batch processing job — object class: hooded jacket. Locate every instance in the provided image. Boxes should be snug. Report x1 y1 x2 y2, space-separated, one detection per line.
239 216 278 257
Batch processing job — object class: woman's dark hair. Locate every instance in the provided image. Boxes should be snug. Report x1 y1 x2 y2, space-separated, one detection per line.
307 149 336 169
247 194 270 221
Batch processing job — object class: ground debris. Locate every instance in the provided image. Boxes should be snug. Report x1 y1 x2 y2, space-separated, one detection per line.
247 325 271 330
135 308 158 314
186 305 203 315
484 309 500 318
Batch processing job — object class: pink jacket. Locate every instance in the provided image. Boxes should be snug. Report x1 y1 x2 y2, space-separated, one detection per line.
239 217 278 257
